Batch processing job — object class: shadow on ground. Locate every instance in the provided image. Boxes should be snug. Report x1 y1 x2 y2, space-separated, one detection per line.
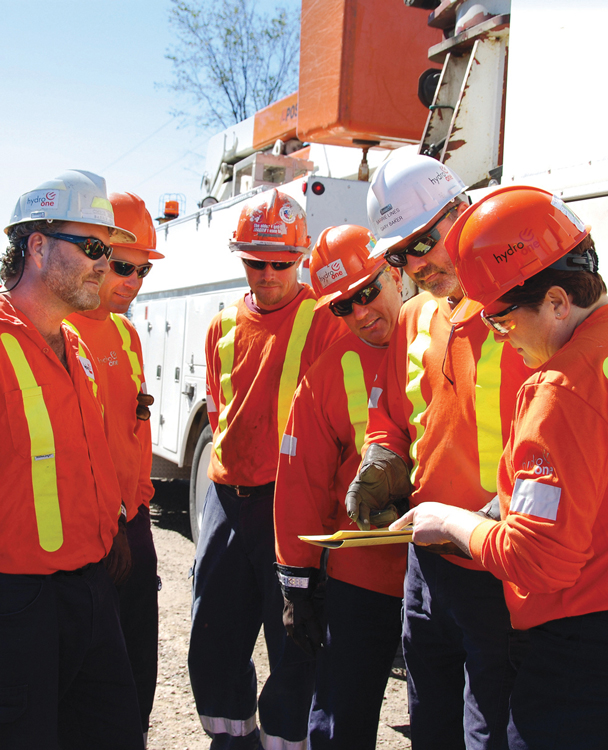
150 479 192 541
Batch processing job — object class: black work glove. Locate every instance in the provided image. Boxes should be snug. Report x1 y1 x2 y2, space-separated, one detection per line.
420 496 501 558
345 444 412 530
104 508 132 585
275 564 324 656
136 390 154 421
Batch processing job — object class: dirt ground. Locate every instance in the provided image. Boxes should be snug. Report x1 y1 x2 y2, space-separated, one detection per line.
147 480 411 750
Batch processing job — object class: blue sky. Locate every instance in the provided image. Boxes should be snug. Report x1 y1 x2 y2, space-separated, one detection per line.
0 0 300 230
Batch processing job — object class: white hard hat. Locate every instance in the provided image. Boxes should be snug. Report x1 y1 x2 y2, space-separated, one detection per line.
367 150 466 258
5 170 136 244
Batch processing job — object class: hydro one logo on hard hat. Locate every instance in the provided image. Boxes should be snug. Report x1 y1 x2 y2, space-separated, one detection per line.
316 259 347 289
26 191 59 210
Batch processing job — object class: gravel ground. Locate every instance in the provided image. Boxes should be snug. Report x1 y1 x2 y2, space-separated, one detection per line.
147 480 411 750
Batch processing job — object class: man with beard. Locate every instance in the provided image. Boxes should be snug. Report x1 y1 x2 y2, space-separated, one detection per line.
0 170 144 749
345 151 531 750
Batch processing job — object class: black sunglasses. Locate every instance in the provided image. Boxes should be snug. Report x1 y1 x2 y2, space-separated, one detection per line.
481 304 519 335
242 258 297 271
329 272 384 317
385 207 456 268
45 232 113 261
109 260 153 279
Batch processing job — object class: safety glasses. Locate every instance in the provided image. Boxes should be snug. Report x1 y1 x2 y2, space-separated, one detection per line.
45 232 113 261
242 258 297 271
109 260 153 279
329 272 383 317
385 207 456 268
481 304 519 335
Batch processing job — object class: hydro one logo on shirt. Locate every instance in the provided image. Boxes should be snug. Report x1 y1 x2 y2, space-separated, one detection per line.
316 259 347 289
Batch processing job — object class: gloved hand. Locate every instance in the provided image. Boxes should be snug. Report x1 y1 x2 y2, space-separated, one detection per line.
275 564 324 656
136 390 154 421
419 496 501 558
104 509 132 586
345 444 412 530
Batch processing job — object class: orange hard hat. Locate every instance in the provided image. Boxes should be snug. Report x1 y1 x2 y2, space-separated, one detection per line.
229 189 310 261
310 225 387 310
446 185 590 324
109 191 164 259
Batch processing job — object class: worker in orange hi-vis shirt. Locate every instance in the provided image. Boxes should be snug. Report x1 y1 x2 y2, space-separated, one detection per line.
188 189 346 750
274 224 408 750
0 170 144 749
345 151 532 750
394 185 608 749
67 191 163 749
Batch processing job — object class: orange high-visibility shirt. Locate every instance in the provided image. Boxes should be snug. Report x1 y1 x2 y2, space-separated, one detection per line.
0 296 122 574
205 285 346 487
470 305 608 630
275 333 406 598
365 292 531 570
67 313 154 521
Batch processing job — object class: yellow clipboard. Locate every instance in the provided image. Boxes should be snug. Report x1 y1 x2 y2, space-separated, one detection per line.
298 526 413 549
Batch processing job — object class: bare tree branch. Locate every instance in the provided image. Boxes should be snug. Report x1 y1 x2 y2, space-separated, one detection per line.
164 0 300 130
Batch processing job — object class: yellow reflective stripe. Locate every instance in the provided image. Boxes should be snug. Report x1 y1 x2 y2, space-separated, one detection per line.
110 313 143 391
0 333 63 552
276 298 316 442
406 300 437 485
475 331 504 492
62 319 99 400
214 306 239 465
341 350 368 455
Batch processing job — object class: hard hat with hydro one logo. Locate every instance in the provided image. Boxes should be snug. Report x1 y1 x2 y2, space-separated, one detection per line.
229 188 310 262
109 192 164 258
5 170 136 244
310 225 386 310
445 185 592 324
367 149 466 258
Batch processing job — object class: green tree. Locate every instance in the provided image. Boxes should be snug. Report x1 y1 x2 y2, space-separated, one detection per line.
166 0 300 130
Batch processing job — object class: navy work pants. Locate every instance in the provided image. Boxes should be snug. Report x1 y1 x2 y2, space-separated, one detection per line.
505 610 608 750
404 545 527 750
308 576 403 749
0 561 143 750
117 503 159 735
188 482 316 750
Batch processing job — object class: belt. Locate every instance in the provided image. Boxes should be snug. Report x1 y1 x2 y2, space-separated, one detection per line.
225 482 275 498
52 563 95 577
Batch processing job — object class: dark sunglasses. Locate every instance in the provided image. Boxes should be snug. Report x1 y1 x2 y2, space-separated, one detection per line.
242 258 297 271
329 272 383 317
481 303 519 335
109 260 153 279
45 232 113 261
385 207 456 268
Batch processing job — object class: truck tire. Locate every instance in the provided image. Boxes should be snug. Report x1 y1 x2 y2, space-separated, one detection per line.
189 423 213 546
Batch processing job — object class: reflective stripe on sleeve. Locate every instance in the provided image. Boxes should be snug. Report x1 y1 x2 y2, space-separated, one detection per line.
276 298 316 443
475 332 504 492
214 306 239 465
341 350 368 455
406 300 437 484
0 333 63 552
511 478 562 521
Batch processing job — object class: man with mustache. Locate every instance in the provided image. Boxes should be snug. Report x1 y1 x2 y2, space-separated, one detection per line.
346 151 530 750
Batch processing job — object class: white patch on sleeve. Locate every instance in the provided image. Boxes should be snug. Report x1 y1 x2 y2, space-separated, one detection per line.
511 478 562 521
78 356 95 380
207 394 217 413
280 434 297 457
368 387 383 409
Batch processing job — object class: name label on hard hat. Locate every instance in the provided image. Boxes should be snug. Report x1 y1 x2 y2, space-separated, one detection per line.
316 259 347 289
